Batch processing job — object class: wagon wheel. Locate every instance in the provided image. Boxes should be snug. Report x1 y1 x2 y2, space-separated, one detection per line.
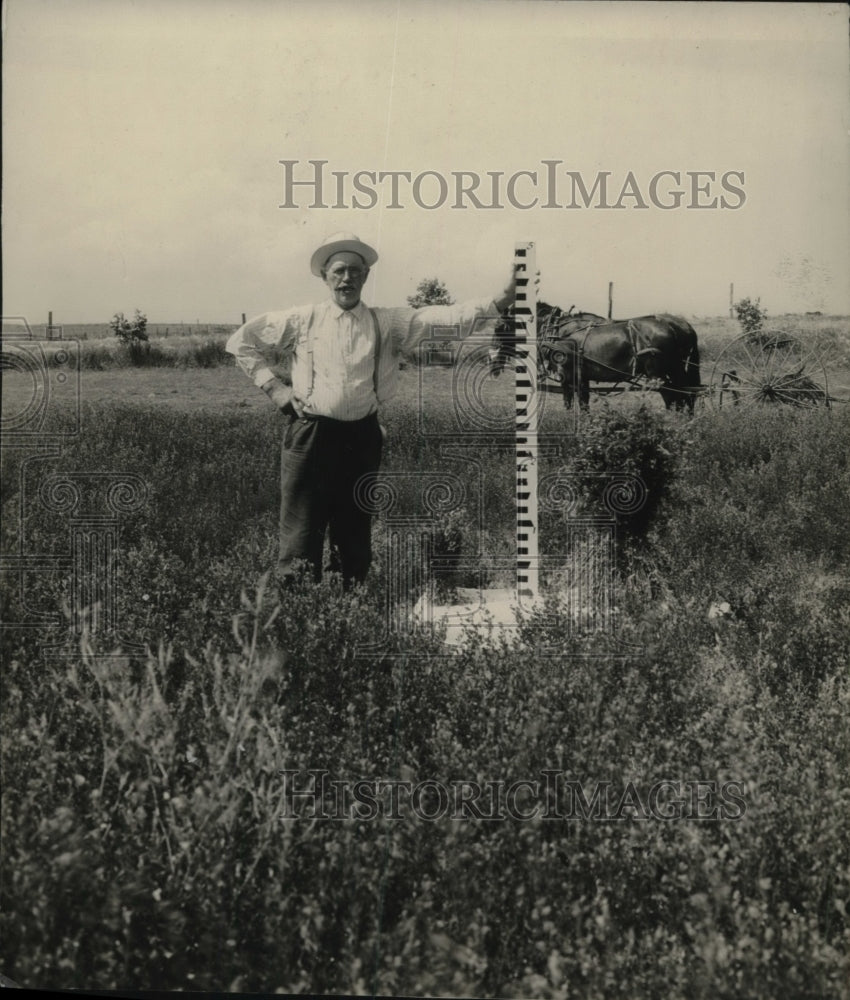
709 332 830 410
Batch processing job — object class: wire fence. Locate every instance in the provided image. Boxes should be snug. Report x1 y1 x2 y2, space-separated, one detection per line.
12 322 242 341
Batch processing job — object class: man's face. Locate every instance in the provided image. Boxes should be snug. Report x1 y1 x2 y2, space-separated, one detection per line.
323 251 368 310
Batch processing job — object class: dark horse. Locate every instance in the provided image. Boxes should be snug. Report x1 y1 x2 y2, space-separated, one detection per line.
492 302 702 413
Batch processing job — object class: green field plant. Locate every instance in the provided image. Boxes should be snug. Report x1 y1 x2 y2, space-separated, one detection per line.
1 394 849 997
33 334 233 371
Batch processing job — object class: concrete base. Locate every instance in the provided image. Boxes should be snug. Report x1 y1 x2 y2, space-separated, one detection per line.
412 587 544 647
412 582 615 647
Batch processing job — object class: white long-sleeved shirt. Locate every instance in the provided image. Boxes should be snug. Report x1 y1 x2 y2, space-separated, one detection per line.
226 297 499 421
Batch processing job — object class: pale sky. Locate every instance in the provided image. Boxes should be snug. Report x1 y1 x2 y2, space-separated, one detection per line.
3 0 849 323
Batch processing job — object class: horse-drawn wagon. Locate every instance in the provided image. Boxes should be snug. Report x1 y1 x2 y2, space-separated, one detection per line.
491 303 831 412
706 331 830 409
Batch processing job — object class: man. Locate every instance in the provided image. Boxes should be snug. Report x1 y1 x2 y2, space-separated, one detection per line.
227 231 517 589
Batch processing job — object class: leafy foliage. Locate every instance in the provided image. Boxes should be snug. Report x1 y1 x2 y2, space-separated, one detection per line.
733 297 769 343
111 310 149 345
564 403 682 549
36 334 232 370
407 277 455 309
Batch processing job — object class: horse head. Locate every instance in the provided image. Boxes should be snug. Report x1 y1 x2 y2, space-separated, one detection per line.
489 301 594 376
489 308 518 377
489 303 550 376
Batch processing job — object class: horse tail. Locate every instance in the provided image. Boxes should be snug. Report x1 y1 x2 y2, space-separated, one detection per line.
666 316 701 388
559 339 583 410
680 328 702 413
685 340 702 389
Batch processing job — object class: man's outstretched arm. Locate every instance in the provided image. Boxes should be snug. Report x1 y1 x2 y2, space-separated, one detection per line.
384 263 520 356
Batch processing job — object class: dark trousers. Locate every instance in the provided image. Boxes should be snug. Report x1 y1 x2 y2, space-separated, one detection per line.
277 412 383 587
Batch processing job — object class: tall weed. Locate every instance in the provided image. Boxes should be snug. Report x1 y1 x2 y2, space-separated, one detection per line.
2 397 849 995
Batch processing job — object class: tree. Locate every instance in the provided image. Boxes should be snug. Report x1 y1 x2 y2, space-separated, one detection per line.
407 277 455 309
111 309 148 344
733 297 768 343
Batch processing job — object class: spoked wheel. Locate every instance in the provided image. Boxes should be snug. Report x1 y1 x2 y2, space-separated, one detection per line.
709 332 830 410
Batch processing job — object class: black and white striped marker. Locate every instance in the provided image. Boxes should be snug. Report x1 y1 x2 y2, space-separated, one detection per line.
513 242 539 603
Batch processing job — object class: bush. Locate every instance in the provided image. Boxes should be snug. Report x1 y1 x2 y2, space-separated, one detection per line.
733 297 769 344
111 310 149 345
123 340 169 367
564 403 684 549
407 277 455 309
184 337 230 368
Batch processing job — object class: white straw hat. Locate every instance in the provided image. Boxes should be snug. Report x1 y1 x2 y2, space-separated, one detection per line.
310 232 379 277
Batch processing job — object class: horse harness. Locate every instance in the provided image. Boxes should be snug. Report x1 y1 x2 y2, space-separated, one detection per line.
538 308 662 383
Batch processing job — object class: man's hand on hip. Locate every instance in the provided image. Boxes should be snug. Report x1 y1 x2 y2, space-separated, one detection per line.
261 378 305 417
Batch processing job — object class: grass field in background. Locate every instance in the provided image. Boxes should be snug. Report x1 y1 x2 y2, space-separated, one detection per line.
3 313 849 417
